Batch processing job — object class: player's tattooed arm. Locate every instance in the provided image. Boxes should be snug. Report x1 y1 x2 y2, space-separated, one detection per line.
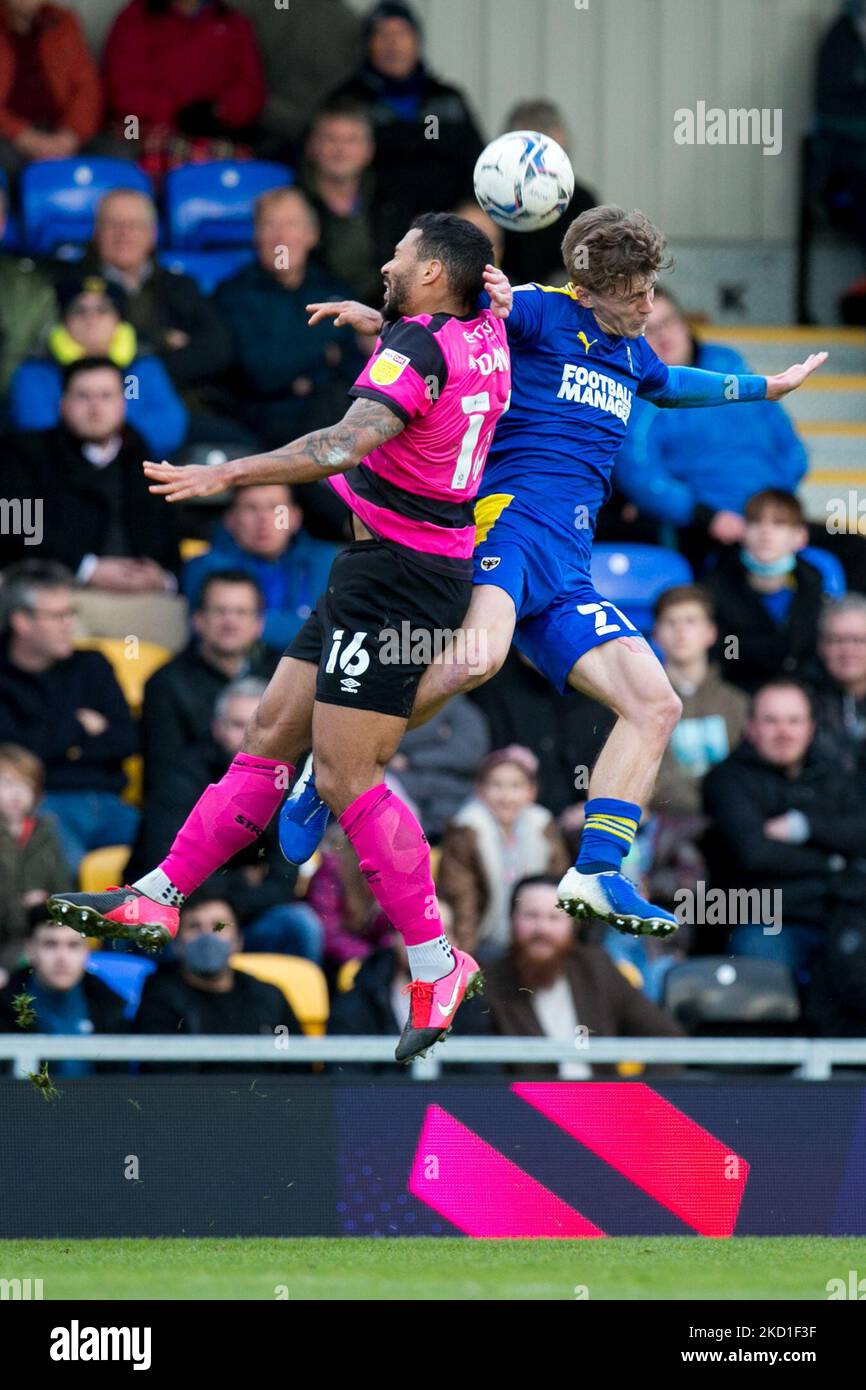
142 399 404 502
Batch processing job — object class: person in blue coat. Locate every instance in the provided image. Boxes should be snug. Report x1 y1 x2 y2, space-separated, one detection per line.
183 482 340 650
9 273 188 458
613 287 808 563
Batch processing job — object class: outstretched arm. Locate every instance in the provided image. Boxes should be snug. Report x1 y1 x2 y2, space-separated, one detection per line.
142 397 404 503
643 352 828 408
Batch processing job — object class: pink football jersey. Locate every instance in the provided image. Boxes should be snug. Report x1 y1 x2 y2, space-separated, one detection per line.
329 309 511 575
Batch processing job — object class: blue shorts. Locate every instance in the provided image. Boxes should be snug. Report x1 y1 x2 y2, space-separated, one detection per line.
473 505 641 693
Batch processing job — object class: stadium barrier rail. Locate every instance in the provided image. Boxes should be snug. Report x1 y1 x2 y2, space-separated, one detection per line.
3 1034 866 1079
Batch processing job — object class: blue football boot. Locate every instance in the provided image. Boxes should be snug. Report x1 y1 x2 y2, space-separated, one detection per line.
557 866 679 938
278 761 331 864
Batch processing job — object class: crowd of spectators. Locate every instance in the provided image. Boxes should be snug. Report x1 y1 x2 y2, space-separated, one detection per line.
0 0 863 1071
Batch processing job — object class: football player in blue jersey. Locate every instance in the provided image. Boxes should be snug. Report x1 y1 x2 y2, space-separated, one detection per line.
287 205 827 939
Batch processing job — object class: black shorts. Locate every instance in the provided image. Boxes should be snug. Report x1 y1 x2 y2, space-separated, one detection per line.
285 539 472 718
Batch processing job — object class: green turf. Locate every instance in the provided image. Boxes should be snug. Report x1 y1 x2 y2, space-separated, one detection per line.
0 1237 864 1300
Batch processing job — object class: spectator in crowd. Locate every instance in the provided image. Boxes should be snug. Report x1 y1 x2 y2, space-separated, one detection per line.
213 186 360 448
703 679 866 976
0 185 57 399
10 273 188 456
815 0 866 311
0 0 102 178
388 697 490 842
813 594 866 773
0 358 181 597
700 490 824 693
306 823 394 975
102 0 266 185
437 745 570 959
0 561 139 872
128 678 323 961
182 484 338 650
482 876 683 1077
80 189 233 413
140 570 279 793
469 648 613 816
499 99 597 287
299 98 399 304
329 2 483 231
134 890 302 1060
232 0 361 151
0 915 127 1075
614 288 808 572
651 586 749 817
0 743 67 979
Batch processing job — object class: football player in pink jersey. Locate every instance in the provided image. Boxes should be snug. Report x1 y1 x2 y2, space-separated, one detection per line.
48 213 511 1063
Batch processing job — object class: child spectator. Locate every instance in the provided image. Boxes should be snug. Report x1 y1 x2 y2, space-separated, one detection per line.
701 490 825 692
10 273 188 456
437 745 569 958
0 743 68 980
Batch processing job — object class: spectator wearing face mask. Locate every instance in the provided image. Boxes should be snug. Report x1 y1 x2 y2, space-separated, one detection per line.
134 891 302 1068
436 745 569 959
700 490 825 694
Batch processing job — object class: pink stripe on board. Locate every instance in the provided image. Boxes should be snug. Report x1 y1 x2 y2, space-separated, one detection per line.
408 1104 605 1239
512 1083 748 1237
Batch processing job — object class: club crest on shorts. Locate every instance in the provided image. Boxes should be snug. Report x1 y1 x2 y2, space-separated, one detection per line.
480 556 501 571
369 348 410 387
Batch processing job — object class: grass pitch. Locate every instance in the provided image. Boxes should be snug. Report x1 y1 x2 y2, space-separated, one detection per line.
1 1236 864 1300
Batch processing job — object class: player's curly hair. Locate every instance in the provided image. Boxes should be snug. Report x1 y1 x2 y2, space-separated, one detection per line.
561 206 672 294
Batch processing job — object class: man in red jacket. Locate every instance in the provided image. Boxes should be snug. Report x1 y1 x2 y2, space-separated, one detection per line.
0 0 102 177
103 0 266 182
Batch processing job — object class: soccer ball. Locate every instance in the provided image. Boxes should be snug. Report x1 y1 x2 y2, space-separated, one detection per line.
473 130 575 232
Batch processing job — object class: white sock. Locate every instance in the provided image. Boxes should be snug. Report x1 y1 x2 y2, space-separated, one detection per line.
406 934 455 983
133 868 185 907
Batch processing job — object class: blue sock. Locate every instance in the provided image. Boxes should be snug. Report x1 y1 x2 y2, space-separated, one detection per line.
576 797 641 873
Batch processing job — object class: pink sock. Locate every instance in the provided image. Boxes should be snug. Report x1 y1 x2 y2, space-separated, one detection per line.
339 784 442 946
161 752 293 897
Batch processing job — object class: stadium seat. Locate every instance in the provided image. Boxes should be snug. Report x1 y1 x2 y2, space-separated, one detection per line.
663 956 800 1034
73 637 172 715
79 844 132 894
20 158 153 255
158 248 254 294
122 754 143 808
336 958 363 993
164 161 292 249
87 950 156 1021
230 953 329 1035
799 544 846 597
590 544 693 633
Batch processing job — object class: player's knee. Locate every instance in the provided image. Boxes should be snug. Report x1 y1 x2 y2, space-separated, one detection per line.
314 755 375 818
634 682 682 742
447 631 507 691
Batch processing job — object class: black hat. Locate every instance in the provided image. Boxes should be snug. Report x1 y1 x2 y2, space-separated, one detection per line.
364 2 422 42
57 273 127 318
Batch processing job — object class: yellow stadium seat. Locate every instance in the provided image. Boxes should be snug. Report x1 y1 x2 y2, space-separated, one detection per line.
614 959 646 1076
122 754 143 807
336 957 363 993
429 846 442 879
180 538 211 562
230 953 329 1035
79 844 131 893
74 637 172 715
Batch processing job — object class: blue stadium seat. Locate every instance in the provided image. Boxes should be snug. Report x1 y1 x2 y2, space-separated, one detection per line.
20 157 153 255
158 247 254 294
799 544 846 598
87 951 157 1022
590 544 693 633
165 160 293 249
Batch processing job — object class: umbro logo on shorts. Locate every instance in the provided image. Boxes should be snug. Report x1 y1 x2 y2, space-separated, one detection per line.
480 556 501 571
340 677 361 693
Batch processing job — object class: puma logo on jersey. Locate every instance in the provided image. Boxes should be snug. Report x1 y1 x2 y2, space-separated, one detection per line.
577 331 598 354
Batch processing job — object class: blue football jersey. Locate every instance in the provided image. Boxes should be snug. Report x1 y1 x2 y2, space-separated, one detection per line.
478 283 671 547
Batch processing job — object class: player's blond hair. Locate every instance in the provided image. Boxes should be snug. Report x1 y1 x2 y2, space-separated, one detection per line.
562 206 672 295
